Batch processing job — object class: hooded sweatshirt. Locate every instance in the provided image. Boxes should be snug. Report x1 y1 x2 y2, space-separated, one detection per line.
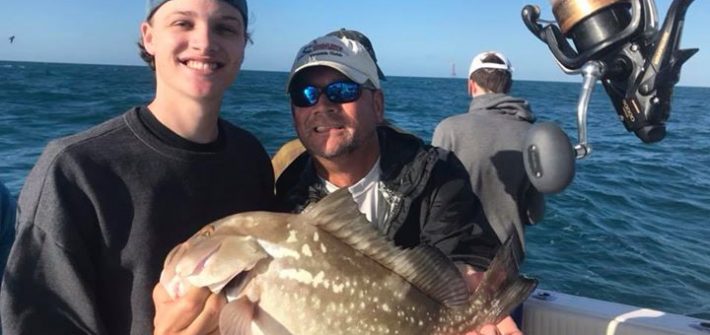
432 93 545 268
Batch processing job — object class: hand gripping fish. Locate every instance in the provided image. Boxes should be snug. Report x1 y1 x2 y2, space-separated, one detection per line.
160 189 537 334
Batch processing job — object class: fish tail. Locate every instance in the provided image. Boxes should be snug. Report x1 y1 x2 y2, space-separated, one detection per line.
473 274 537 321
442 238 538 334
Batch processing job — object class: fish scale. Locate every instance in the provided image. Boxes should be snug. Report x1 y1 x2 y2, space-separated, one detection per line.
245 222 444 334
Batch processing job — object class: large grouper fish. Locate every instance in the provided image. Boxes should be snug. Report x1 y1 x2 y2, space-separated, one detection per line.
160 189 537 335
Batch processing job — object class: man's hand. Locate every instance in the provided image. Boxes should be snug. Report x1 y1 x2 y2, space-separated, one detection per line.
466 317 524 335
153 283 226 335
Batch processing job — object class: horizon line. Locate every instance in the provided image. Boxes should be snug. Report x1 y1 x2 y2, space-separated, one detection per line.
2 58 708 89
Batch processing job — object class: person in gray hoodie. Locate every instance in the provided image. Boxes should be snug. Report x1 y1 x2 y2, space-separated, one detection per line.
432 51 545 270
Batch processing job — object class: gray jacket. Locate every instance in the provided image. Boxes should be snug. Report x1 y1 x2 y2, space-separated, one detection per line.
432 93 545 267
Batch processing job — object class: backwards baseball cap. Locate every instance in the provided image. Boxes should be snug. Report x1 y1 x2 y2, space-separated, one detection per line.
287 35 381 92
468 51 513 77
326 28 386 81
146 0 248 28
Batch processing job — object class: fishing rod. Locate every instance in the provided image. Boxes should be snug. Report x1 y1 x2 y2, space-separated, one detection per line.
519 0 697 193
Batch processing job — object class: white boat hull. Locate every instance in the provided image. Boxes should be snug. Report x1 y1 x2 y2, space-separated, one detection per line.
521 290 710 335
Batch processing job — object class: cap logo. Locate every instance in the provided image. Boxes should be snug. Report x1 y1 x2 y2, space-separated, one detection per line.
299 42 346 61
287 35 382 91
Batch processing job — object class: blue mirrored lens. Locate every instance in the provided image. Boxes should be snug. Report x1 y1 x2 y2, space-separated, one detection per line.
326 82 360 103
290 81 362 107
302 86 320 106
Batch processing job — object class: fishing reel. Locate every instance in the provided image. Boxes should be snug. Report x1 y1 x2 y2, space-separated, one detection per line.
520 0 697 193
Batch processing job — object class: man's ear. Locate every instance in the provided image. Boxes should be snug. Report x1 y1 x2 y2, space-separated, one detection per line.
141 22 155 56
468 79 475 97
372 90 385 123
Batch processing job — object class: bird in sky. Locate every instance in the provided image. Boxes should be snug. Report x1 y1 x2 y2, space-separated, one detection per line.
9 36 15 44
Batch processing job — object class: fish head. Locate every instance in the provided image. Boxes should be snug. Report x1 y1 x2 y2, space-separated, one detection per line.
160 214 280 300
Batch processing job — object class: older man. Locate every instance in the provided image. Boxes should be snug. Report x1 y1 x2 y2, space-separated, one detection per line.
276 31 522 335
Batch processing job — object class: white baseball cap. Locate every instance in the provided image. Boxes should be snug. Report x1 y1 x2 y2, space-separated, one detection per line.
286 35 381 92
468 51 513 77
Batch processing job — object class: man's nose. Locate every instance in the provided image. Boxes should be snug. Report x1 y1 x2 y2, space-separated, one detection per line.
190 24 217 53
313 91 341 113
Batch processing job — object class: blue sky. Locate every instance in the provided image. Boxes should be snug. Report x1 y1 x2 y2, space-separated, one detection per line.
1 0 708 87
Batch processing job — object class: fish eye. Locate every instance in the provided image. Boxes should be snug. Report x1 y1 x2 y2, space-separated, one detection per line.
199 226 215 237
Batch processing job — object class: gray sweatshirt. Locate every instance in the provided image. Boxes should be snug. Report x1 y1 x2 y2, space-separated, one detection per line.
1 107 274 335
432 93 545 267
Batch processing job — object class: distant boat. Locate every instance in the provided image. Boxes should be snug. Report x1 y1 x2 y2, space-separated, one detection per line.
9 36 15 44
451 63 456 77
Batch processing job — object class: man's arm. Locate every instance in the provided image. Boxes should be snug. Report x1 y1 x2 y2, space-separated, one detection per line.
1 210 105 334
1 149 107 334
431 122 453 150
419 150 500 270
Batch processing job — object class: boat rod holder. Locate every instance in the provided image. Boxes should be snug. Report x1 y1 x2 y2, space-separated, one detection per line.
520 0 697 193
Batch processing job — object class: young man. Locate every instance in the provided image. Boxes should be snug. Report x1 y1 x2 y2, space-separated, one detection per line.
0 1 274 334
432 51 545 270
276 33 521 335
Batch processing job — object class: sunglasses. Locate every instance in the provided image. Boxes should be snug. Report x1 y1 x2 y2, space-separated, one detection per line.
289 81 372 108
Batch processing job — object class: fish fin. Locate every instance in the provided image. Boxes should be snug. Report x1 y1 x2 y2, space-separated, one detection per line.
449 237 538 332
404 245 472 307
219 297 256 335
220 297 294 335
302 188 471 306
252 306 294 335
472 236 536 302
300 201 318 215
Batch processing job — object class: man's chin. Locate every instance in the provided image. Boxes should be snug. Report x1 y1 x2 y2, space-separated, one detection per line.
311 144 356 160
303 136 353 159
313 149 345 160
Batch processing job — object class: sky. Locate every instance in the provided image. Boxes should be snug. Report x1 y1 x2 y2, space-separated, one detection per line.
1 0 709 87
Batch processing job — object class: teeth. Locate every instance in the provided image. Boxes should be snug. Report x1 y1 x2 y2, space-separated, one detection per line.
315 126 343 133
185 60 219 71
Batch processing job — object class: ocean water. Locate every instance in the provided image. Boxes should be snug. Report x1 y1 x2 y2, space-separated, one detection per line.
1 61 708 320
